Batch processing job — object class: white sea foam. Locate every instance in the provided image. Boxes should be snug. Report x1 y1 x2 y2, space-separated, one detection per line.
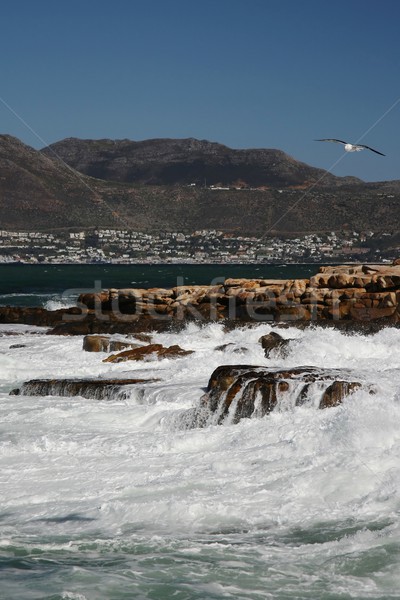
1 322 400 598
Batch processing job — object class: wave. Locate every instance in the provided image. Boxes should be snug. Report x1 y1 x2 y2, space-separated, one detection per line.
43 297 78 311
1 321 400 597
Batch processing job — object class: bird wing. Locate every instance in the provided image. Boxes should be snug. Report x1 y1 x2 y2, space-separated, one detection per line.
358 144 385 156
315 138 348 144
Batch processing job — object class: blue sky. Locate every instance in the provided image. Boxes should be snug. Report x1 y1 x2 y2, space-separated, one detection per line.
1 0 399 182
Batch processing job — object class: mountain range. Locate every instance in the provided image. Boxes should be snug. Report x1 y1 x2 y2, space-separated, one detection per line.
0 134 399 234
41 136 360 188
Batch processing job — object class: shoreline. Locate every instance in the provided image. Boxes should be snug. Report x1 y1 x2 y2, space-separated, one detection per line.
0 260 356 266
1 262 400 335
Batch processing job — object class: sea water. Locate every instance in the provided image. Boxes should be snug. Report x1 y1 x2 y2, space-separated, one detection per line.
0 264 319 308
1 318 400 599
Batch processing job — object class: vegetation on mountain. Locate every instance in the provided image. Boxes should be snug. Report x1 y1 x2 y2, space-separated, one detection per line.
0 134 399 235
41 136 359 188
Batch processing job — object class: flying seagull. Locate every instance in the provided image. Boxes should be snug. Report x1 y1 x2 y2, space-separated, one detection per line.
315 138 385 156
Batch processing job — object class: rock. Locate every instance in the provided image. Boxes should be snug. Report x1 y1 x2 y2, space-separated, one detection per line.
11 377 159 400
3 263 400 334
214 343 248 353
197 365 367 425
9 343 26 349
103 343 193 363
0 306 85 327
319 381 363 408
47 313 181 336
276 305 311 321
258 331 292 357
224 278 264 289
349 304 397 321
82 335 111 352
82 334 141 352
133 333 153 343
109 340 141 352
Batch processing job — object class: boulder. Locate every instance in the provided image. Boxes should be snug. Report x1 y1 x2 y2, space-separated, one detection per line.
258 331 292 358
82 334 141 352
82 334 111 352
197 365 367 425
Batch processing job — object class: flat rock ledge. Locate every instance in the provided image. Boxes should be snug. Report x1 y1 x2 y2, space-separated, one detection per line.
1 262 400 334
10 378 158 400
189 365 372 426
10 366 372 427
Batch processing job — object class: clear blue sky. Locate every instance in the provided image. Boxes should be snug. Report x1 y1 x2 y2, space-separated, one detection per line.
1 0 399 182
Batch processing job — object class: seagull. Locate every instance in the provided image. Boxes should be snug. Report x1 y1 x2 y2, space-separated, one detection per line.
315 138 385 156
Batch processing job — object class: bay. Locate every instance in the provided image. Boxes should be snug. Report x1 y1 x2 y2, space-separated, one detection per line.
0 263 320 308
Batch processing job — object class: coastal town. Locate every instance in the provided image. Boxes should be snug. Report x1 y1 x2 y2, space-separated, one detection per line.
0 228 397 264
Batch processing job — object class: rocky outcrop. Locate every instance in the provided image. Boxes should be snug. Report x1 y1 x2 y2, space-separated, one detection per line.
10 377 158 400
76 262 400 329
0 306 83 327
2 263 400 335
103 343 193 363
10 379 157 400
192 365 367 426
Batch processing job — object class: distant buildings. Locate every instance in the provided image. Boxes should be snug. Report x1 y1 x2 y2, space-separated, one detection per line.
0 228 396 264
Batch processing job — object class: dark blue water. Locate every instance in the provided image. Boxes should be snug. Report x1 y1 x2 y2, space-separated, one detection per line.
0 263 321 307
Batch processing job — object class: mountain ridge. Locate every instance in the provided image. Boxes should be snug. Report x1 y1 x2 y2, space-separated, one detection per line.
41 136 362 188
0 134 399 235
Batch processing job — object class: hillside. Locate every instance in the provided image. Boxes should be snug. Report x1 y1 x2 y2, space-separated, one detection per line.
41 137 360 188
0 134 115 229
1 134 400 235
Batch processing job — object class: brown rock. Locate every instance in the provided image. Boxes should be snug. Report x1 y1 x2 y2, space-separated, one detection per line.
109 340 141 352
103 343 193 363
133 333 153 343
322 300 352 320
276 305 311 321
223 278 263 289
12 377 158 400
349 304 397 321
79 290 111 310
259 331 292 358
320 381 362 408
82 335 111 352
0 306 85 327
198 365 367 425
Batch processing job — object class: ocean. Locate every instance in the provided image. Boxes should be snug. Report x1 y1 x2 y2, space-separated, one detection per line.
1 264 400 599
0 264 318 308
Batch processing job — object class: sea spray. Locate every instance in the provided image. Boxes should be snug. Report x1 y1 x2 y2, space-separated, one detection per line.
1 322 400 598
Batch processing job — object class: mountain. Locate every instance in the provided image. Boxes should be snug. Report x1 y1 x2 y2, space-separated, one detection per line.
41 137 360 188
0 134 110 229
1 134 400 235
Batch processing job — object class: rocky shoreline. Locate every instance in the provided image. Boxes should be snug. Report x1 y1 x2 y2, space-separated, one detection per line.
4 262 399 425
1 262 400 335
